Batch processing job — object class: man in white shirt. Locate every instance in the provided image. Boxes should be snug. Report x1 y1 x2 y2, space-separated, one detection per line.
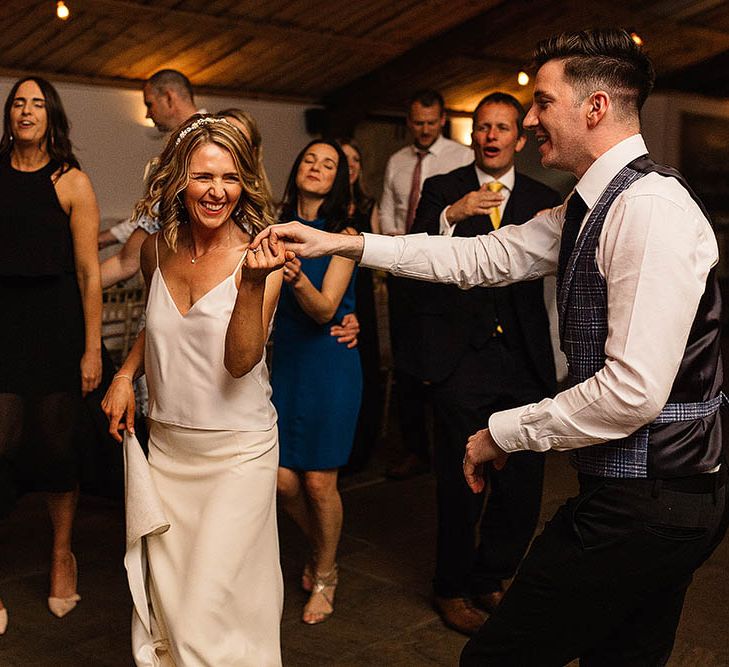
253 29 727 665
379 90 472 236
380 90 471 480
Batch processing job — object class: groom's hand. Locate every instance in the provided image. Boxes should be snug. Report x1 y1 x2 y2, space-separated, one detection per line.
463 428 509 493
250 221 364 261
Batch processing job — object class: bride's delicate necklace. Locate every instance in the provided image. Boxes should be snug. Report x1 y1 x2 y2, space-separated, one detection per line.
188 221 233 264
189 242 225 264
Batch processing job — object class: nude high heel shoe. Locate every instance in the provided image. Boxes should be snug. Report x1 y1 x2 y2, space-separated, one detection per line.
48 553 81 618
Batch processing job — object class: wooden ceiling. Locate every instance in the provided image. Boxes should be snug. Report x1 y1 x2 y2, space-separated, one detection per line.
2 0 729 117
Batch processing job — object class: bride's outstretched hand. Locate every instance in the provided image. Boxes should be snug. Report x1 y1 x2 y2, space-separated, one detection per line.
242 236 294 284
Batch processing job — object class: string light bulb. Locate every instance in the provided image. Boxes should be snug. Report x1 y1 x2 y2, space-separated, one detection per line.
517 71 530 86
56 1 70 20
630 31 643 46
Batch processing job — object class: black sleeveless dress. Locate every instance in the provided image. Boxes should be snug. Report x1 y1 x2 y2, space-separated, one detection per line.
0 156 86 509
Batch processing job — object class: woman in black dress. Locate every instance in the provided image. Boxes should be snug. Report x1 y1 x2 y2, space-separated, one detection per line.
0 78 102 630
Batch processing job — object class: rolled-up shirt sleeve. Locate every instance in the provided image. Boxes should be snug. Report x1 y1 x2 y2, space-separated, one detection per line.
109 218 138 244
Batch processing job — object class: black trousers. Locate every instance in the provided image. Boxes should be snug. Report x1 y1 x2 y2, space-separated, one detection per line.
431 337 546 598
387 275 430 462
461 473 728 666
347 267 383 471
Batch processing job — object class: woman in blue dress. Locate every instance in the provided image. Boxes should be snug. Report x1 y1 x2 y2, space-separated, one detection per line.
272 139 362 625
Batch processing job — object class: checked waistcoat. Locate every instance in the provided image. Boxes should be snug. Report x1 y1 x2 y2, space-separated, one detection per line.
557 155 724 479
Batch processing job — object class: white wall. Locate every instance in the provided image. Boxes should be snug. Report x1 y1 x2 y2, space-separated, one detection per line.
0 77 314 225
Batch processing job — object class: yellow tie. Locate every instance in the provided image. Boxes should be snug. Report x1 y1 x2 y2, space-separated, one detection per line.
487 181 504 229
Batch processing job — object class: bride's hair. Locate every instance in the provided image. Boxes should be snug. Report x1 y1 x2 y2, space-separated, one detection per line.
133 114 276 251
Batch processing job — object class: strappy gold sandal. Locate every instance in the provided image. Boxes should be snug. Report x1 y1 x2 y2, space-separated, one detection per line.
302 565 338 625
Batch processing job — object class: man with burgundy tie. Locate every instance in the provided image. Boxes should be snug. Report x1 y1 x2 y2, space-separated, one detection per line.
379 90 471 480
408 92 560 635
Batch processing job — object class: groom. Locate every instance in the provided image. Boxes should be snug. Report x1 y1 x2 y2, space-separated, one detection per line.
253 28 727 667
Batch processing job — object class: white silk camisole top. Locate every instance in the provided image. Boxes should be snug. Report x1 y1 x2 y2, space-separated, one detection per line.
144 236 277 431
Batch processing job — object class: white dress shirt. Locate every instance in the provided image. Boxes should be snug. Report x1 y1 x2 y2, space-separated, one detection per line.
109 217 138 244
361 134 719 454
438 165 515 236
379 135 472 235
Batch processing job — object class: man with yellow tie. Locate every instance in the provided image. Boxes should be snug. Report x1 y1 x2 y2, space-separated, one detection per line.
408 92 561 636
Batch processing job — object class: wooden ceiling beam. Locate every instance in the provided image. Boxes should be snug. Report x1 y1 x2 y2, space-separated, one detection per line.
0 66 316 104
67 0 403 57
323 0 729 123
322 0 523 123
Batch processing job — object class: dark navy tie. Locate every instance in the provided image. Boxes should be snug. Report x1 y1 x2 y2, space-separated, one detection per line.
557 191 588 289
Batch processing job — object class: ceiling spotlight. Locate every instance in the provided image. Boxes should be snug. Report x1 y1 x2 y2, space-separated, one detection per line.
56 1 70 20
517 71 530 86
630 31 643 46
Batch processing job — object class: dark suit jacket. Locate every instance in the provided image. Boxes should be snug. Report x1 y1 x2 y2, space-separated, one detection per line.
404 162 561 394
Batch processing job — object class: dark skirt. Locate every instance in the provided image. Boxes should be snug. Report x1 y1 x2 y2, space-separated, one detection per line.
0 273 86 510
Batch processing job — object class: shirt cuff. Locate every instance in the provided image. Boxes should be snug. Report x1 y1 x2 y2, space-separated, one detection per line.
489 405 547 454
439 206 455 236
360 233 401 271
109 219 135 243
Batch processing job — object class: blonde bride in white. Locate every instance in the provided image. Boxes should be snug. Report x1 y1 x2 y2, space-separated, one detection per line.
102 115 289 666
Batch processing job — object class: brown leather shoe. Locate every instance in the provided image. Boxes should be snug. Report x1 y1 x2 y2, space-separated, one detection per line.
433 596 487 636
473 590 504 613
386 454 429 480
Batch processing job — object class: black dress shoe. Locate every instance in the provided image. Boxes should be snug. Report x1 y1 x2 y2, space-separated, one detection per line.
433 596 487 636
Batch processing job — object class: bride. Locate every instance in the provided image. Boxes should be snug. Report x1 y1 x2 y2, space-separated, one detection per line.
102 115 288 666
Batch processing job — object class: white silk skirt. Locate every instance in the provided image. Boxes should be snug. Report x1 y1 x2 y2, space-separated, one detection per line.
128 420 282 667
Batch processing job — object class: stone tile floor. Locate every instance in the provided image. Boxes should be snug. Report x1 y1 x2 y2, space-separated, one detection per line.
0 447 727 666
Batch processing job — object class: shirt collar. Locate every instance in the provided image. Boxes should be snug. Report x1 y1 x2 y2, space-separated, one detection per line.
576 134 648 208
413 134 446 157
475 164 515 192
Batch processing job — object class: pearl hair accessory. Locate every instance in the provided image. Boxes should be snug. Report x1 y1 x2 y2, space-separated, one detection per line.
175 117 230 146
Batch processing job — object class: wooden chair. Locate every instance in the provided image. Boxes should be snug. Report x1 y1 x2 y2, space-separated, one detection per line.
102 285 145 366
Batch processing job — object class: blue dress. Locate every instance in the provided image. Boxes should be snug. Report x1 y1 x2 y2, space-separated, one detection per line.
272 216 363 471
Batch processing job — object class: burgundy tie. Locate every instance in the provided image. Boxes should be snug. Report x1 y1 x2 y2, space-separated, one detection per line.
405 150 427 232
